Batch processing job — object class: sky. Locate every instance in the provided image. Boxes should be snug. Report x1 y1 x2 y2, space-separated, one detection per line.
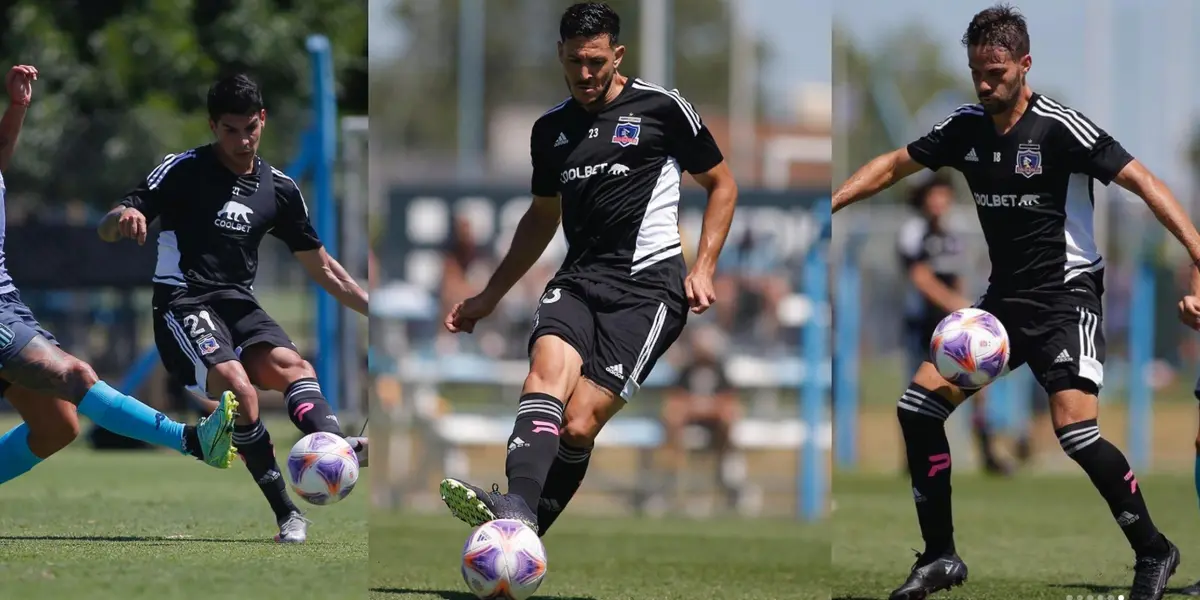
369 0 830 116
837 0 1198 194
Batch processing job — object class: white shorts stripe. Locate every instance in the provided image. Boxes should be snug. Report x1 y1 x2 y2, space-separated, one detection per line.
629 303 668 384
164 311 209 395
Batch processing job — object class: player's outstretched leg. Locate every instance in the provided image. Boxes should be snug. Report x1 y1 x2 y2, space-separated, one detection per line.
241 344 368 467
441 337 580 532
208 360 308 543
1050 390 1177 600
888 364 969 600
0 336 238 468
0 387 81 485
537 378 623 536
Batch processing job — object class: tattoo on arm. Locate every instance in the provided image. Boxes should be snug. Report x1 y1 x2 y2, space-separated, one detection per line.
0 336 86 401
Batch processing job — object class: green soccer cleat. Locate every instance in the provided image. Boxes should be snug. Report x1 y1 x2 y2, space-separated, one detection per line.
196 391 239 468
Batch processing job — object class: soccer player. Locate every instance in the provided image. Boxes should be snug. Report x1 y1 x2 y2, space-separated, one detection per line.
0 64 238 487
833 6 1198 600
97 74 369 543
437 1 738 535
897 175 1008 476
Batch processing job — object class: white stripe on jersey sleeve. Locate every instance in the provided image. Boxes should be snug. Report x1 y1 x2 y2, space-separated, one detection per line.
630 79 701 135
147 150 197 190
1030 96 1097 149
271 166 309 217
932 104 984 131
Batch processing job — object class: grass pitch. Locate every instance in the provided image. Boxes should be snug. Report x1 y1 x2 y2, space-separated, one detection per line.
0 440 367 599
834 471 1200 599
370 510 830 599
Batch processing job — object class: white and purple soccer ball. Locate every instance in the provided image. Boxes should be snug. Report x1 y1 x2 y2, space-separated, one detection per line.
460 519 548 600
930 307 1011 389
286 432 359 506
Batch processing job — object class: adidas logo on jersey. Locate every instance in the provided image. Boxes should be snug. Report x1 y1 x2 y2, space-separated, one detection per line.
606 364 625 379
964 148 979 162
1053 349 1072 365
554 132 569 147
215 200 254 233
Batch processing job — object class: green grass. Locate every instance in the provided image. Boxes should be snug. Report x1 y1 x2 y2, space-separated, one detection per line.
370 512 830 599
0 443 367 599
833 471 1200 599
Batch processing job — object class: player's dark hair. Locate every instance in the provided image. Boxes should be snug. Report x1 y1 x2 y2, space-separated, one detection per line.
908 175 955 210
206 74 263 121
559 2 620 46
961 3 1030 57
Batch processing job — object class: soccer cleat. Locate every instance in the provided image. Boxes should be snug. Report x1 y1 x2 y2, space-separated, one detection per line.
274 511 311 544
195 391 239 468
346 436 368 468
888 551 968 600
439 478 538 533
1129 537 1179 600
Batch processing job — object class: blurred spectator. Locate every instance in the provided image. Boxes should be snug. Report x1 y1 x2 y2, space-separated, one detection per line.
660 324 744 510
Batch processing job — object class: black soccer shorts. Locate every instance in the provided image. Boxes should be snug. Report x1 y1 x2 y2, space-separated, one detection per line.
528 278 686 401
975 291 1105 396
153 294 296 397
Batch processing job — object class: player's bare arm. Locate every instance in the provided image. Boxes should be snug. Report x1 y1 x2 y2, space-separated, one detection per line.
294 247 368 316
444 194 561 334
1112 160 1200 266
97 205 149 245
0 65 37 173
686 160 738 314
908 262 971 313
832 147 926 213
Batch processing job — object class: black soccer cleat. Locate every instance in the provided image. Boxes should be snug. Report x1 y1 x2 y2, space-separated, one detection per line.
888 551 968 600
1129 537 1179 600
439 478 539 533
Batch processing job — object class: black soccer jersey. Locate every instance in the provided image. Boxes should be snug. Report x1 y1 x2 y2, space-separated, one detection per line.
119 144 322 300
906 93 1133 300
897 216 967 337
530 77 724 304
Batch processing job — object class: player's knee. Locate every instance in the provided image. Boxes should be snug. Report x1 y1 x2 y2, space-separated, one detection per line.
272 350 312 378
208 364 258 420
61 359 99 399
562 417 599 447
524 362 576 400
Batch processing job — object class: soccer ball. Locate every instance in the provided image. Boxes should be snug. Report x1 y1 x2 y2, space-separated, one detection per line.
286 432 359 505
930 307 1011 389
460 519 548 600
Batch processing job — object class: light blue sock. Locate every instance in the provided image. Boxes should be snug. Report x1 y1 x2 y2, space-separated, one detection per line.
0 423 43 484
77 381 186 453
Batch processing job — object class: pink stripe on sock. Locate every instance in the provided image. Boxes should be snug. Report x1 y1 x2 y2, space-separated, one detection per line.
531 420 559 435
928 453 951 477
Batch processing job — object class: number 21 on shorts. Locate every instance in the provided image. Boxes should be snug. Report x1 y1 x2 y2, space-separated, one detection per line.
184 310 221 356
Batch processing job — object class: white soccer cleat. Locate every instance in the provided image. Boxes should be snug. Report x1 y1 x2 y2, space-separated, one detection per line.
274 511 311 544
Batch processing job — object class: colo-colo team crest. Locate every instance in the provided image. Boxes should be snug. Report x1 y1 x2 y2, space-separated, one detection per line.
1015 143 1042 178
612 115 642 147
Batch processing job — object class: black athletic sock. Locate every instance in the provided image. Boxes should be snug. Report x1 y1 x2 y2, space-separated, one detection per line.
537 442 592 534
897 384 957 558
182 425 203 460
505 393 564 512
284 378 343 436
1057 419 1166 556
233 420 299 522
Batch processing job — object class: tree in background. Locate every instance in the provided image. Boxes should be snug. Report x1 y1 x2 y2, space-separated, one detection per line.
0 0 366 208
